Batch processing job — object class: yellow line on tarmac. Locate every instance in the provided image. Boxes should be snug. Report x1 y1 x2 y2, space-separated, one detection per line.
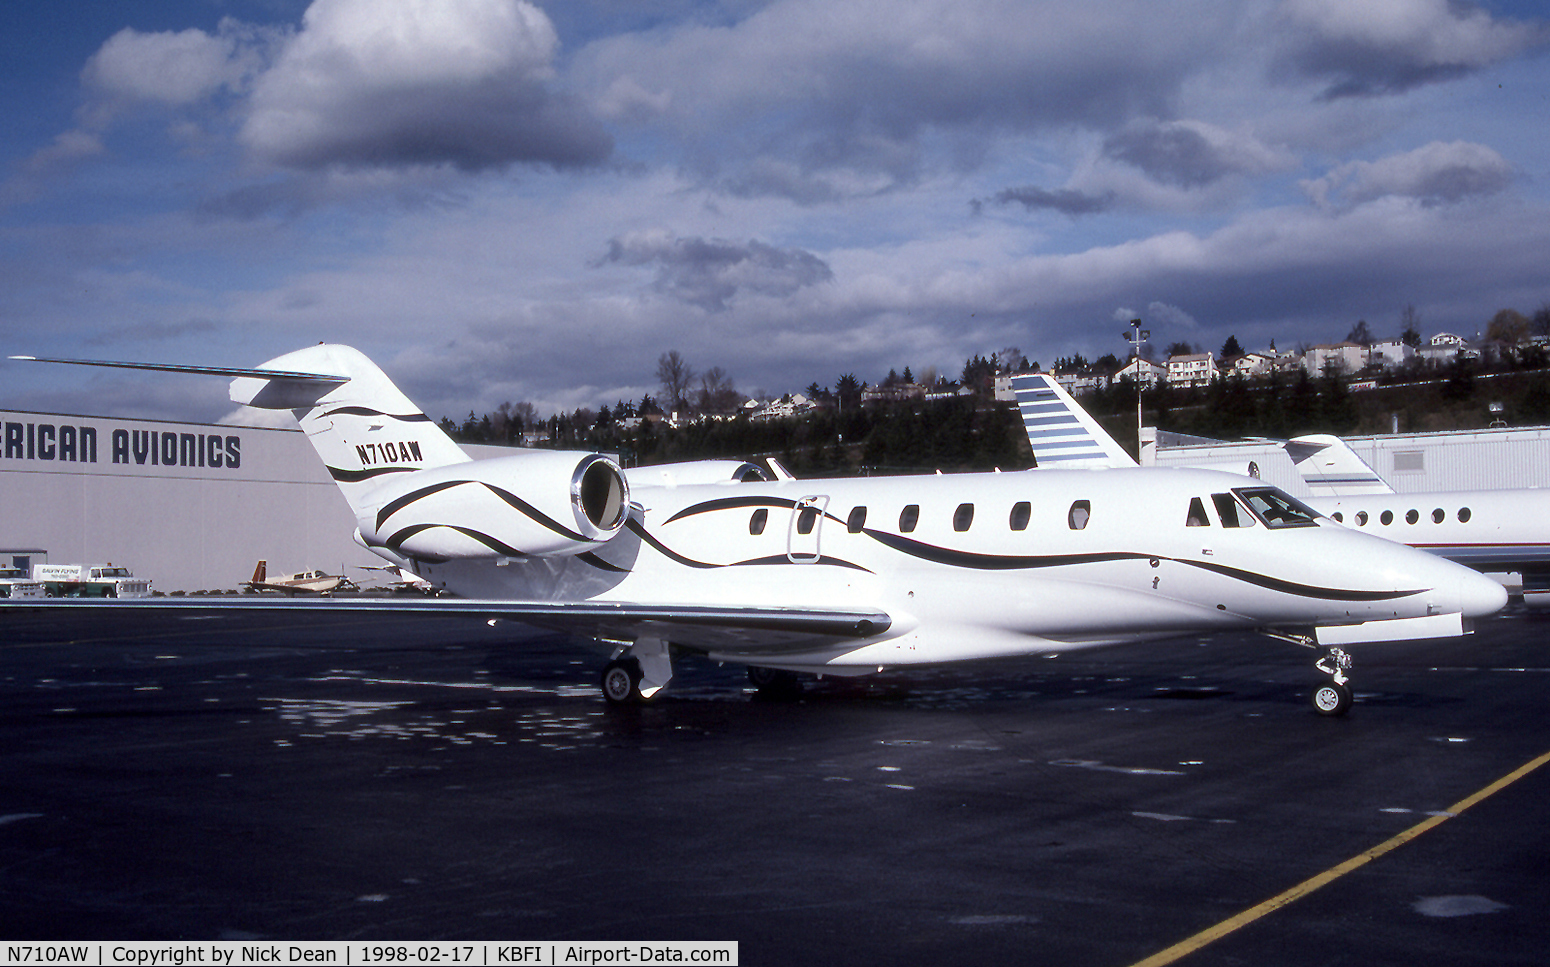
1128 747 1550 967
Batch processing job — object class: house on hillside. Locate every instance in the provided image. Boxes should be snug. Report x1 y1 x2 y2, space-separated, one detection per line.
1303 342 1366 377
1115 357 1166 388
1166 352 1217 388
1366 338 1416 371
1421 332 1473 364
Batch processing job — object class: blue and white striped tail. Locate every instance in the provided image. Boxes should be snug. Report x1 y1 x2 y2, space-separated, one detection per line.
1009 373 1137 469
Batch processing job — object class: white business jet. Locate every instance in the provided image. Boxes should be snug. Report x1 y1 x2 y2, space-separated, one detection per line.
8 349 1506 715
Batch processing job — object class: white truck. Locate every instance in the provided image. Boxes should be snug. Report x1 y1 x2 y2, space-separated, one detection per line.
32 564 153 598
0 567 45 599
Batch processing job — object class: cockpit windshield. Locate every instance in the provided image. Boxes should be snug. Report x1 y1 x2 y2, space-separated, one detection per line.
1233 487 1322 529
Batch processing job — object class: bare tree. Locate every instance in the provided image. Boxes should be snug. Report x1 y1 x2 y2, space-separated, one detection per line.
656 351 696 415
1400 304 1423 347
695 366 740 414
1487 308 1529 345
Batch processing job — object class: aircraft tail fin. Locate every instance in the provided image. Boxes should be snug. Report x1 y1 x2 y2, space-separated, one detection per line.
1009 373 1138 469
251 561 266 584
230 345 472 517
11 344 470 520
1284 434 1394 496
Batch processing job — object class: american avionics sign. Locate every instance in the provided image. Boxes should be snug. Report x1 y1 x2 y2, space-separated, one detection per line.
2 416 242 470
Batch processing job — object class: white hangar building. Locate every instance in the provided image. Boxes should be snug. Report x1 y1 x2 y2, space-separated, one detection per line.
1145 425 1550 496
0 408 387 592
0 408 507 593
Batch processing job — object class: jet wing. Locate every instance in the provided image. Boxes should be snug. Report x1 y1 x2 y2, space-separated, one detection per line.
0 597 891 653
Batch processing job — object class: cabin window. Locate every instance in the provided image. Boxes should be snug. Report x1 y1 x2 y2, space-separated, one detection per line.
1009 501 1031 531
1380 510 1394 526
1433 508 1445 524
1331 512 1344 523
797 506 819 535
1234 487 1319 529
750 509 768 535
847 506 867 534
1355 511 1369 526
953 503 974 532
1187 497 1210 527
900 504 920 533
1211 493 1244 528
1458 507 1472 523
1068 500 1090 530
1405 509 1419 525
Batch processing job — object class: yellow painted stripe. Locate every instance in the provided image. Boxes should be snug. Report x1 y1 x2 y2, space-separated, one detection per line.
1129 748 1550 967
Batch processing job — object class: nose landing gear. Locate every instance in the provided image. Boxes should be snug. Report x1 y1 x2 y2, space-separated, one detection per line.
1310 647 1353 716
1261 630 1356 717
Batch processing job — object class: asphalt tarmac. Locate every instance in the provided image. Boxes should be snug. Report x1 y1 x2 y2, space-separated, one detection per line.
2 604 1548 965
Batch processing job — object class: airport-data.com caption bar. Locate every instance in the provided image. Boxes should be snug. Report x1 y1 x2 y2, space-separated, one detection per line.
1 945 737 967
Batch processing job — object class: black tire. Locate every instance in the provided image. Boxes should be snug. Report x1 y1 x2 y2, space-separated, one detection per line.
747 666 802 699
601 658 642 705
1312 681 1352 717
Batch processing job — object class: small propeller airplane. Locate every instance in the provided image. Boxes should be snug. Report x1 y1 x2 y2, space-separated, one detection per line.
3 349 1506 715
243 560 358 595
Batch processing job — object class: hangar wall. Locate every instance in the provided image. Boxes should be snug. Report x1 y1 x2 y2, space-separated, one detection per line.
1146 425 1550 496
0 409 378 592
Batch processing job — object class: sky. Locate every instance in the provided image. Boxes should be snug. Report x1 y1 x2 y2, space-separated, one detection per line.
2 0 1548 426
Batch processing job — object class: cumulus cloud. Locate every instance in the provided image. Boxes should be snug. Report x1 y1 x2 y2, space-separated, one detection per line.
1276 0 1550 99
1103 118 1290 189
81 20 272 109
1146 301 1199 331
1302 141 1514 209
240 0 611 170
71 0 611 174
599 231 834 311
574 0 1231 199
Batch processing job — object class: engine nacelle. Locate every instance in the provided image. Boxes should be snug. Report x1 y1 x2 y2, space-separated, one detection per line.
624 459 768 489
357 451 630 562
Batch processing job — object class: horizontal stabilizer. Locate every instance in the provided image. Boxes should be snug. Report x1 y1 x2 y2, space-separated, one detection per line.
8 355 347 383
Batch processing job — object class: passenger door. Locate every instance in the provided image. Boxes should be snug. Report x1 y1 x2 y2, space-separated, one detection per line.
787 496 829 563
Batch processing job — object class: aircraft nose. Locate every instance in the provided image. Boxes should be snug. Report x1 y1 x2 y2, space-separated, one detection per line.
1456 569 1508 618
1444 567 1506 619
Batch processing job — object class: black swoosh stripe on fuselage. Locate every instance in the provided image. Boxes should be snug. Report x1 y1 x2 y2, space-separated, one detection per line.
624 519 869 572
664 495 801 524
860 529 1425 601
329 465 417 483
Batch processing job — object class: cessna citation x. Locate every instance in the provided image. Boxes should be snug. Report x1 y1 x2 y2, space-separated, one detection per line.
8 348 1506 716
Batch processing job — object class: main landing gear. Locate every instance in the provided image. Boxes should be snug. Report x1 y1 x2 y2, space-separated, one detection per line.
1261 631 1355 717
599 636 673 706
747 665 804 699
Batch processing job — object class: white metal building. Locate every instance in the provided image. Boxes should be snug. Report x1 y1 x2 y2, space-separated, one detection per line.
1146 424 1550 496
1 408 383 592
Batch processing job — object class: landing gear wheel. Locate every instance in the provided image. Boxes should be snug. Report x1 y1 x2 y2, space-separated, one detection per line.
1312 681 1352 717
747 666 803 699
601 658 643 705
